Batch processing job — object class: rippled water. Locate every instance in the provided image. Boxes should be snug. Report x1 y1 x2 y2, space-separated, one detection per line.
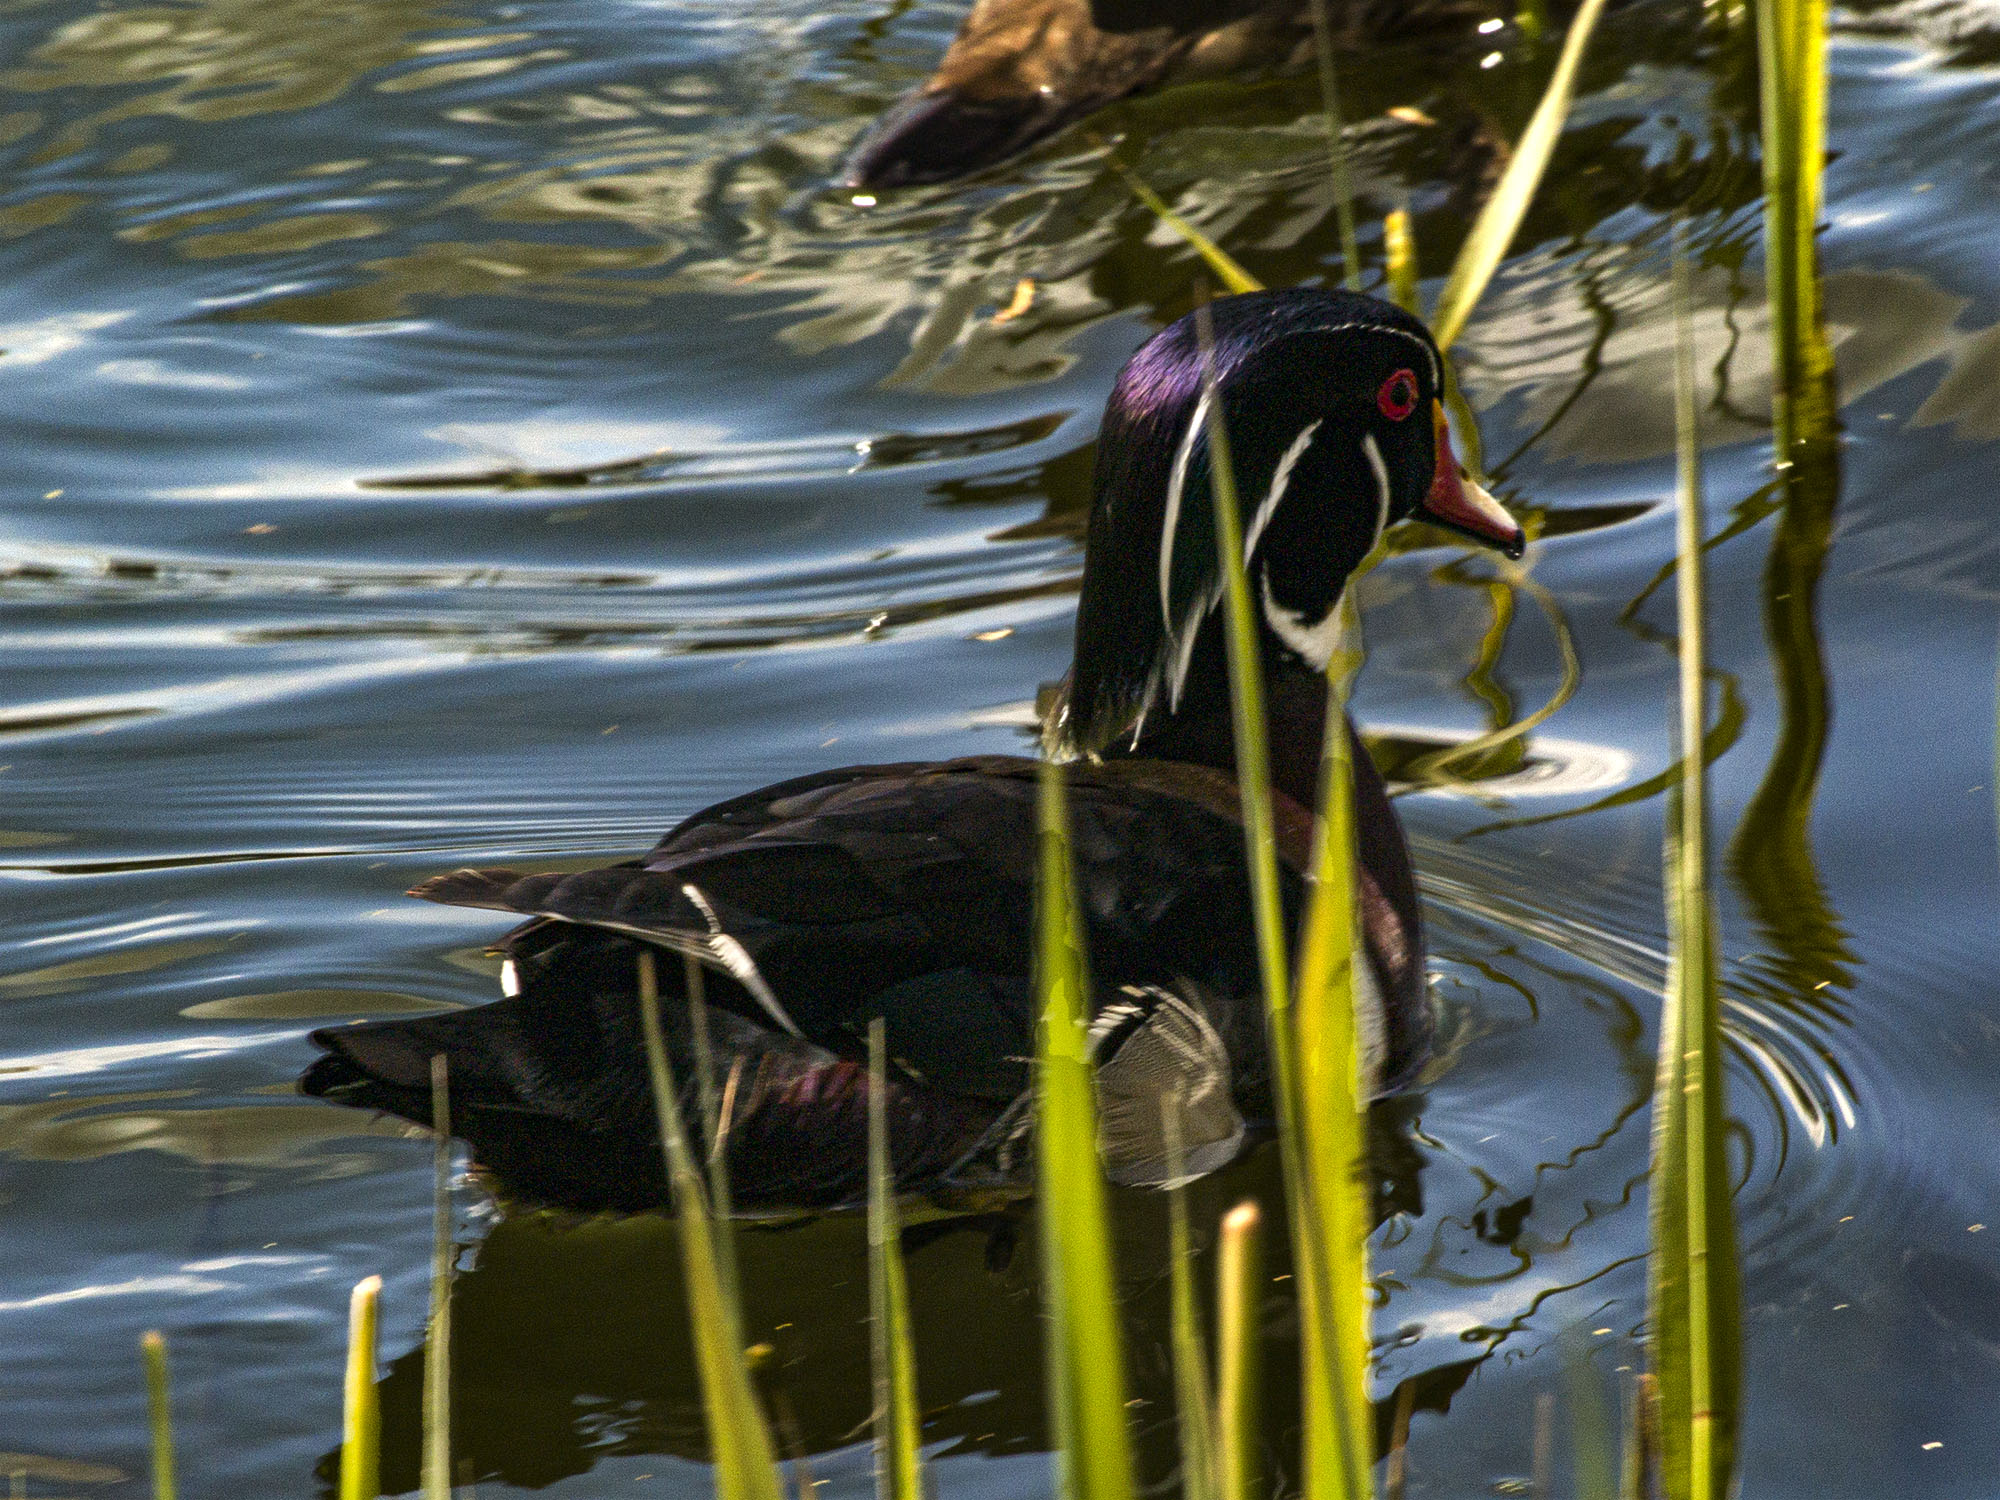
5 0 2000 1494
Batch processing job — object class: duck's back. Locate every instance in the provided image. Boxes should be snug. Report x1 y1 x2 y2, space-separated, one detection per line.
301 754 1426 1210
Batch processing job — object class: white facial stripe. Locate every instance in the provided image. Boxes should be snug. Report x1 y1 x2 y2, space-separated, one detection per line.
1242 419 1321 563
1361 432 1392 544
1259 567 1343 671
1158 388 1210 636
1167 587 1218 710
1290 319 1441 392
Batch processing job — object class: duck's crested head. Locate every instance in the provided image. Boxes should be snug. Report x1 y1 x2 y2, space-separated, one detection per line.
1051 287 1524 758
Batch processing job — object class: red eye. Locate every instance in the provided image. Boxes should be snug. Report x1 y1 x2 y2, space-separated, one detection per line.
1377 368 1418 421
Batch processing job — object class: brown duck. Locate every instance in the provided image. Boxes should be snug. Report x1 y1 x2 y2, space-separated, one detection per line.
842 0 1491 188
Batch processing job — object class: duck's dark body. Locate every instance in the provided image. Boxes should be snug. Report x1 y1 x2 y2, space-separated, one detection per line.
303 741 1424 1213
302 289 1524 1213
842 0 1489 188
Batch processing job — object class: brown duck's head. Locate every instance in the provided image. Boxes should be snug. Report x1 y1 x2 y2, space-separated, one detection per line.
1050 287 1524 758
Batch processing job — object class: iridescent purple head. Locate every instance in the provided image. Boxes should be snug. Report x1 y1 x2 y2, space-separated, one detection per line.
1049 288 1522 757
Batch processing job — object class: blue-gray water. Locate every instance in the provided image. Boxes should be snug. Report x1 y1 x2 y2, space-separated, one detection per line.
4 0 2000 1494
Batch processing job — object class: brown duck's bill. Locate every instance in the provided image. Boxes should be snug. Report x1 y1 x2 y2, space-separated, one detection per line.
839 88 1072 189
1420 401 1526 558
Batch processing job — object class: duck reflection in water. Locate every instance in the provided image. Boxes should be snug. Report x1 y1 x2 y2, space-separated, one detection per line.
334 1104 1450 1491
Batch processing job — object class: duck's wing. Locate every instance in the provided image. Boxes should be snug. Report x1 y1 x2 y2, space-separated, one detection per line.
404 751 1426 1094
308 752 1420 1206
399 757 1265 1078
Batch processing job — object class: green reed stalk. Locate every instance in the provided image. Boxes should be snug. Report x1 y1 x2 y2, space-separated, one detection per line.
422 1056 453 1500
340 1276 382 1500
1620 1373 1658 1500
1098 146 1261 295
1645 230 1742 1500
1730 0 1847 1110
1430 0 1610 350
1124 0 1601 355
635 951 786 1500
867 1019 926 1500
1563 1332 1617 1500
1163 1106 1218 1500
1193 303 1365 1500
1307 0 1363 292
684 956 743 1322
1032 761 1138 1500
1290 591 1376 1500
1754 0 1833 455
1214 1202 1264 1500
141 1331 175 1500
1383 207 1420 316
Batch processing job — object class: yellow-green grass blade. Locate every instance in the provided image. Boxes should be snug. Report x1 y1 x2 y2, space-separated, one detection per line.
1755 0 1834 456
1563 1331 1617 1500
1729 0 1847 1096
422 1056 453 1500
1621 1373 1658 1500
1163 1106 1217 1500
1307 0 1363 292
1289 591 1376 1500
1383 207 1420 316
635 951 787 1500
1098 146 1262 296
141 1331 175 1500
1192 304 1359 1500
1033 760 1138 1500
1214 1202 1264 1500
684 955 744 1325
341 1276 382 1500
1646 231 1742 1500
1430 0 1610 351
868 1019 926 1500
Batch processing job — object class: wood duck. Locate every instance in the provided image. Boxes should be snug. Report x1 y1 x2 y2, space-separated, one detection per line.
300 289 1523 1213
841 0 1487 189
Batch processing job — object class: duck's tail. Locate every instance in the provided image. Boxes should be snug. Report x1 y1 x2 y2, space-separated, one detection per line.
300 910 1001 1213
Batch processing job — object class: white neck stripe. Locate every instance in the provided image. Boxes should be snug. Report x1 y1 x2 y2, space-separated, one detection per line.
1242 418 1321 563
1158 388 1210 638
1362 432 1392 544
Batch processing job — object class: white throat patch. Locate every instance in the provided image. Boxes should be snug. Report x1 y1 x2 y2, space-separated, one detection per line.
1258 568 1343 670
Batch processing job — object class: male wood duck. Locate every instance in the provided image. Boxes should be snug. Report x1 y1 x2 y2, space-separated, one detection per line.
301 288 1523 1213
841 0 1488 188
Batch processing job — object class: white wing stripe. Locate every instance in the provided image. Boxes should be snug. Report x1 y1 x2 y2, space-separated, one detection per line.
680 882 802 1037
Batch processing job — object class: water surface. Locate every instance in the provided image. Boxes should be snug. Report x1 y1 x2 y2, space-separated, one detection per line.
4 0 2000 1494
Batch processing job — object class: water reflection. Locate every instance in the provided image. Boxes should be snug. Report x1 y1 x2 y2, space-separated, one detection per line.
0 1090 412 1163
5 0 2000 1491
340 1103 1478 1491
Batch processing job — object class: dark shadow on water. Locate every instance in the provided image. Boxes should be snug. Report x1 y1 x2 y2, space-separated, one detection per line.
319 1097 1524 1494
